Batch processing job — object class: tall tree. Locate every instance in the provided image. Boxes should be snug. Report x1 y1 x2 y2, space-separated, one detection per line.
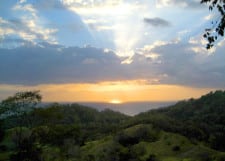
0 91 42 161
0 91 42 119
201 0 225 49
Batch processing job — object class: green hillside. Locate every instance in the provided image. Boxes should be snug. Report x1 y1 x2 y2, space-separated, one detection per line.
133 90 225 151
0 91 225 161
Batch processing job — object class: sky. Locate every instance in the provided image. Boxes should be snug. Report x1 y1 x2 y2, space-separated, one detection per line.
0 0 225 103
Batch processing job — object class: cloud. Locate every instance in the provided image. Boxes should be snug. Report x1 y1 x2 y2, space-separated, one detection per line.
156 0 202 9
130 38 225 88
0 2 58 46
204 13 214 21
144 41 225 88
61 0 123 10
31 0 66 10
0 38 32 48
0 44 125 85
144 17 171 27
188 36 216 54
0 41 225 88
86 20 116 31
13 3 37 16
1 0 225 89
61 0 130 16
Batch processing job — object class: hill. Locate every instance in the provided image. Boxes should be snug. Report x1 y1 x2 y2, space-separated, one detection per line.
0 91 225 161
133 90 225 151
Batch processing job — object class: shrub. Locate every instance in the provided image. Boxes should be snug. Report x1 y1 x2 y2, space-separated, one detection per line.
172 145 180 151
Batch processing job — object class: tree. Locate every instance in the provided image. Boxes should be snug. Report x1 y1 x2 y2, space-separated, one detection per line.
0 120 5 144
10 128 42 161
201 0 225 49
0 91 42 143
0 91 42 161
0 91 42 121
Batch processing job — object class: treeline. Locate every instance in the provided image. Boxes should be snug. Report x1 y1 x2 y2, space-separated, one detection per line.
0 91 129 161
128 90 225 151
2 103 129 144
0 90 225 161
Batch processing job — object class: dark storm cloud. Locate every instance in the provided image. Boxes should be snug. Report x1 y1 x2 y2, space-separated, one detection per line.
144 17 171 27
0 43 128 85
0 41 225 88
148 42 225 88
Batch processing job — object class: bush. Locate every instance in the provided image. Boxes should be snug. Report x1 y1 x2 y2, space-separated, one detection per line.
146 154 158 161
115 125 159 146
172 145 180 151
0 145 7 152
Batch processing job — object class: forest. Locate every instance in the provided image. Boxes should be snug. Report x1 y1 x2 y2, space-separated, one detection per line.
0 90 225 161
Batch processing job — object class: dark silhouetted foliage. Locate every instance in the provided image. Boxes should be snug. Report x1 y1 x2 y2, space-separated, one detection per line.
0 120 4 143
115 125 159 146
172 145 180 151
201 0 225 49
146 154 158 161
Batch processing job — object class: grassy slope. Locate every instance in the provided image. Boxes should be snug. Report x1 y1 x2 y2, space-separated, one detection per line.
81 128 225 161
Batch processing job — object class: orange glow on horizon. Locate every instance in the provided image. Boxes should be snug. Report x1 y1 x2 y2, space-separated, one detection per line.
0 80 217 102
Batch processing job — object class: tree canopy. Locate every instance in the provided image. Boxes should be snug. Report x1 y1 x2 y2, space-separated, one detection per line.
0 91 42 117
201 0 225 49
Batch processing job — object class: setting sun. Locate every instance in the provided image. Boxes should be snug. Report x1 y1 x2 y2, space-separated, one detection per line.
109 99 122 104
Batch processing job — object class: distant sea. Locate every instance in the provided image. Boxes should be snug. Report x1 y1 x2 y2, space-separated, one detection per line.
42 101 176 116
78 101 176 116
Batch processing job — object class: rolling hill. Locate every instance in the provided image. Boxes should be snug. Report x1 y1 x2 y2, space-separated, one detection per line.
0 91 225 161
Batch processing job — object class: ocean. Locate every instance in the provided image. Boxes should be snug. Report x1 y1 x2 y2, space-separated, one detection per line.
78 101 175 116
